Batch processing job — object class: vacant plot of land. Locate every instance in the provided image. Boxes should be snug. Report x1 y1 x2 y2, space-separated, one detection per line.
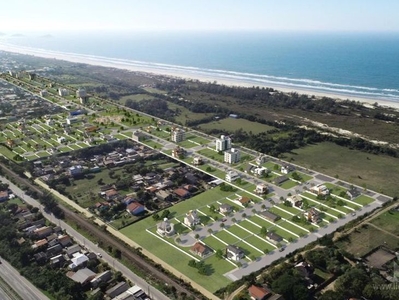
199 118 276 134
284 142 399 197
336 225 399 257
371 210 399 236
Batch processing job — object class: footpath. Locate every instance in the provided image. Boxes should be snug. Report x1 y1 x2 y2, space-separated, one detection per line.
34 179 219 300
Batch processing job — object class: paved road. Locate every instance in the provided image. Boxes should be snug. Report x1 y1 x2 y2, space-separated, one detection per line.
0 176 170 300
0 284 13 300
0 258 47 300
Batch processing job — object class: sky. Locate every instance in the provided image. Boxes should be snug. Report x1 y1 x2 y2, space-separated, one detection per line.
1 0 399 33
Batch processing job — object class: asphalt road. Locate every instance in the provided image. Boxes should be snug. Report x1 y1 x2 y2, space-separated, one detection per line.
0 285 13 300
0 258 48 300
0 176 170 300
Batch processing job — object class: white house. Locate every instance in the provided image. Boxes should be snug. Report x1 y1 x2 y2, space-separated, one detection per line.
192 157 203 165
310 184 330 196
156 218 175 237
58 88 69 96
281 164 295 174
215 135 231 152
224 148 240 164
255 184 268 194
252 166 267 176
225 171 239 182
286 195 303 208
57 136 66 144
255 155 267 165
226 245 245 261
184 210 200 227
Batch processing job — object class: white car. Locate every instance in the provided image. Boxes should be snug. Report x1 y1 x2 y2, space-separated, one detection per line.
96 253 102 258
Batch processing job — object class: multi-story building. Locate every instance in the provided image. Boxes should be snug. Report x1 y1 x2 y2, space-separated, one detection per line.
58 88 69 97
224 148 240 164
225 170 239 182
215 135 231 152
76 88 89 104
170 127 185 143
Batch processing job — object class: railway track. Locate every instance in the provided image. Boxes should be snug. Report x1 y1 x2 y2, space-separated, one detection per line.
0 162 201 300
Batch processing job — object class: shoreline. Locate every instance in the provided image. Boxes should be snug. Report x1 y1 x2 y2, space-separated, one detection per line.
1 43 399 110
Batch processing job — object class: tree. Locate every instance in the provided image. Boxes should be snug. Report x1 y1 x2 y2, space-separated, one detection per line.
260 226 267 236
216 249 224 259
207 228 213 234
242 213 247 219
272 273 309 300
194 234 200 240
220 222 225 228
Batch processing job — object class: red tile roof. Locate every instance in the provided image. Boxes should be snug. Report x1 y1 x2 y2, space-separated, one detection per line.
127 202 144 213
248 285 271 300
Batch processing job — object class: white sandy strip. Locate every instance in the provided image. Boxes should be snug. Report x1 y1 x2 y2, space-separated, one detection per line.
300 194 346 216
145 229 199 261
253 214 300 238
223 229 264 255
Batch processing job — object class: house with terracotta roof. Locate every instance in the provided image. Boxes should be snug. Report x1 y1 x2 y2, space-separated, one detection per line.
58 235 72 247
126 202 145 216
248 285 272 300
190 242 212 258
173 188 191 199
103 189 119 201
34 226 53 239
239 196 252 206
0 190 9 202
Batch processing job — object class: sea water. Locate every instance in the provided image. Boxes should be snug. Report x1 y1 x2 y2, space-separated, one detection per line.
2 30 399 101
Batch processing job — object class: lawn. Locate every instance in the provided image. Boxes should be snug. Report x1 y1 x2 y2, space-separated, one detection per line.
268 207 294 220
354 195 375 205
203 235 228 251
214 230 241 245
370 210 399 236
235 240 263 257
283 142 399 197
288 171 313 182
227 225 252 240
280 180 298 189
238 220 262 234
199 118 276 134
198 148 224 163
142 140 163 150
186 135 211 145
178 140 198 149
244 235 276 252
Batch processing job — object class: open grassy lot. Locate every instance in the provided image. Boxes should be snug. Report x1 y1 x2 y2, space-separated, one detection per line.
288 171 313 182
199 118 276 134
213 230 241 247
336 224 399 257
370 210 399 236
239 220 262 234
354 195 375 205
142 140 163 150
284 142 399 197
280 179 298 189
244 235 276 252
177 140 198 149
203 235 228 251
186 135 211 145
198 148 224 163
227 225 252 239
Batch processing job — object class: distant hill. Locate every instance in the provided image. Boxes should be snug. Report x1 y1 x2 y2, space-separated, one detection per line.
11 33 25 37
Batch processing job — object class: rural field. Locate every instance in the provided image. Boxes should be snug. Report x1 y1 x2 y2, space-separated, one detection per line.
199 118 276 134
283 142 399 197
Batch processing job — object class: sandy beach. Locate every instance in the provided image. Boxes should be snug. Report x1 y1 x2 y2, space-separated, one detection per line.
1 43 399 110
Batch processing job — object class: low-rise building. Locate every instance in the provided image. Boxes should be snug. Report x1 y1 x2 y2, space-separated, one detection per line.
34 226 53 239
184 210 200 227
248 284 272 300
157 218 175 237
90 270 112 288
310 184 330 196
191 242 212 258
255 184 268 194
266 232 283 244
305 208 321 223
286 195 303 208
192 157 203 165
281 164 295 174
126 202 145 215
226 245 245 261
259 211 280 223
68 268 96 285
219 203 232 214
255 155 267 165
106 281 129 299
225 170 239 182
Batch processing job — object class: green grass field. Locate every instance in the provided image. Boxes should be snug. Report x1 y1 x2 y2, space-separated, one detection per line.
370 210 399 236
284 142 399 197
199 118 276 134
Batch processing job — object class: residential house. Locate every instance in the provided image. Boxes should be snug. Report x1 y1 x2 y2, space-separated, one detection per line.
226 245 245 261
248 285 272 300
252 167 267 176
68 165 83 177
347 188 361 199
183 184 197 193
190 242 212 258
50 254 65 268
266 232 283 244
104 189 119 201
255 155 267 165
225 170 239 183
90 270 112 288
33 252 47 264
184 210 200 227
255 184 268 195
69 253 89 270
295 261 314 278
192 157 203 165
68 268 96 285
34 226 53 239
58 235 72 247
224 148 240 164
105 281 129 299
305 208 321 223
273 175 288 186
131 130 146 142
156 218 175 237
185 173 198 185
219 203 233 214
122 196 135 206
173 188 190 199
0 190 9 202
239 196 251 206
172 146 186 159
126 202 145 216
310 184 330 196
65 244 82 258
286 195 303 208
245 165 254 174
46 244 63 257
281 164 295 174
155 190 173 202
259 211 280 223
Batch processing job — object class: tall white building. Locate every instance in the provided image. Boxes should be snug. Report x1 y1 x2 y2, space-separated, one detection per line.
170 127 185 143
215 135 231 152
224 148 240 164
58 88 69 97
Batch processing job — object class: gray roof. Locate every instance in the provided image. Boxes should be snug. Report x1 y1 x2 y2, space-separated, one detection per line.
227 245 244 255
267 232 283 242
66 244 81 256
106 281 129 297
273 175 288 185
260 211 279 222
70 268 96 284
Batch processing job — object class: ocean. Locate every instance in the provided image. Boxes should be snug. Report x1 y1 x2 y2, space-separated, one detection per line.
1 31 399 101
